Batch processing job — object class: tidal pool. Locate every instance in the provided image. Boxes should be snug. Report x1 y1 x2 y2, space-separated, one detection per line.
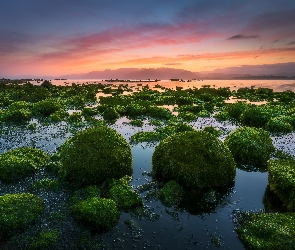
1 114 292 249
1 80 295 249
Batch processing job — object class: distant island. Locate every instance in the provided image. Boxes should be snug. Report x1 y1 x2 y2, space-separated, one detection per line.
232 75 295 80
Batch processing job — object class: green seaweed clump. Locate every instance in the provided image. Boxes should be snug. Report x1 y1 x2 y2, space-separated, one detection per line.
102 107 120 121
236 212 295 250
0 147 50 183
152 131 236 189
224 127 275 166
33 98 62 117
240 105 270 127
202 126 221 137
129 119 144 127
70 185 101 205
158 180 184 207
28 230 60 250
71 197 119 231
268 156 295 211
226 101 250 120
265 117 293 133
147 106 172 120
130 122 194 144
29 178 59 192
59 126 132 187
178 111 196 121
0 193 45 237
108 177 143 210
2 101 33 123
214 110 229 121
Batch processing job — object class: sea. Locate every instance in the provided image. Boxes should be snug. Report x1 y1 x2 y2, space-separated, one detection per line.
42 79 295 92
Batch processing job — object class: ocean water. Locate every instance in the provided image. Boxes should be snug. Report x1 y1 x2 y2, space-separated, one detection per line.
44 79 295 92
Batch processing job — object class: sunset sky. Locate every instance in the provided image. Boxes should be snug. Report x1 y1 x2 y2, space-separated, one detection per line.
1 0 295 78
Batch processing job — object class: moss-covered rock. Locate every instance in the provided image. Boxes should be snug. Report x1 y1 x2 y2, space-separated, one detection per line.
236 212 295 250
2 101 33 123
240 105 271 127
126 104 147 117
224 127 275 166
29 178 59 192
70 185 101 205
265 117 293 133
59 126 132 187
214 110 230 121
33 99 62 117
0 147 50 183
202 126 221 137
268 156 295 211
147 106 172 120
67 112 82 123
226 101 250 120
71 197 119 231
152 131 236 189
178 111 196 121
129 119 144 127
28 230 60 250
0 193 45 236
108 177 143 210
158 180 184 207
197 110 210 117
102 107 120 121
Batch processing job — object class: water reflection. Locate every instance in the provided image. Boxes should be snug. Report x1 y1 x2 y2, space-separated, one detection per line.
236 163 267 173
179 183 234 215
263 185 286 213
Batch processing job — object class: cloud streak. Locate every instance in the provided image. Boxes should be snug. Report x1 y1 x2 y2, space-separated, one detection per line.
227 34 259 40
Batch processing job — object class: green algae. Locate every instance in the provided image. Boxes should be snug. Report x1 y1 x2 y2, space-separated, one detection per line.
0 147 50 183
59 126 132 187
152 131 236 188
0 193 45 237
224 127 275 166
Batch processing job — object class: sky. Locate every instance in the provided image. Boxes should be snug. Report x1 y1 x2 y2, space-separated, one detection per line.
1 0 295 78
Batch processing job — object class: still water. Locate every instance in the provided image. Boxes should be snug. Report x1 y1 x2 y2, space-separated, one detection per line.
1 80 295 249
45 79 295 92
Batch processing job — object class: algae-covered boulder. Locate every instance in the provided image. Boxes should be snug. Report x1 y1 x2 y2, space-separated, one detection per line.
60 126 132 186
3 101 33 123
70 185 101 206
108 177 143 210
71 197 119 231
224 127 275 166
202 126 221 137
265 117 293 133
0 147 50 183
240 105 271 127
152 131 236 189
0 193 45 236
236 212 295 249
28 230 60 250
33 98 62 117
268 156 295 211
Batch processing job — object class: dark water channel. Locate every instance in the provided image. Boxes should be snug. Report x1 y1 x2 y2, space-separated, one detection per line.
0 115 294 249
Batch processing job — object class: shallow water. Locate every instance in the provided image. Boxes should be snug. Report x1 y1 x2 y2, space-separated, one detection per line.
1 80 295 249
1 113 293 249
37 79 295 92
